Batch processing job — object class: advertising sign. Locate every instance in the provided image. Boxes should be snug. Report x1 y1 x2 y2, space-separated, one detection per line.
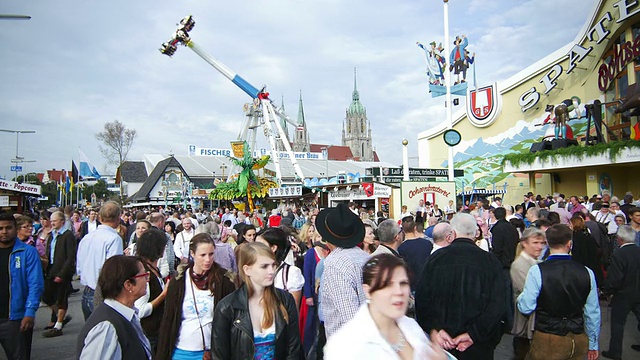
268 186 303 198
400 181 456 211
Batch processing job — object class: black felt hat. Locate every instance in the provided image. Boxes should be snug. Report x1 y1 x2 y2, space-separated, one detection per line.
315 203 364 249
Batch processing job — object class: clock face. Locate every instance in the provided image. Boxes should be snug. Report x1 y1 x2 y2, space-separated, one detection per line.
443 129 461 146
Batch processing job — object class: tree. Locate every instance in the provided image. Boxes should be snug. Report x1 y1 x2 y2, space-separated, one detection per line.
81 179 113 205
95 120 137 204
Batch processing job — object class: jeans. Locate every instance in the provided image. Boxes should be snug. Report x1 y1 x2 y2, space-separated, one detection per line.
81 286 95 321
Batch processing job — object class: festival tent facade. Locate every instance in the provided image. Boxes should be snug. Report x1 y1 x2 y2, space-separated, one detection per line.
418 0 640 206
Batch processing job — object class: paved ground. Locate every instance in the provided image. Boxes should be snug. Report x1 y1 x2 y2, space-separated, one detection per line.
24 281 640 359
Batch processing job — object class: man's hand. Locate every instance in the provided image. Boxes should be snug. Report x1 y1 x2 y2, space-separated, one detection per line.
53 276 62 283
453 332 474 352
20 316 34 332
305 297 314 306
587 350 598 360
432 329 455 350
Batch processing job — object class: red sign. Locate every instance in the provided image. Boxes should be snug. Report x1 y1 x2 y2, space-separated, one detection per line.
470 86 494 121
362 183 374 197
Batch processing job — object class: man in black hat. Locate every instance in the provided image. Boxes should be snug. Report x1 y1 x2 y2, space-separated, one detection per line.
317 203 369 337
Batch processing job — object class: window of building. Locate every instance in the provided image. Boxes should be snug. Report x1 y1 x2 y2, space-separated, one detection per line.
602 30 632 141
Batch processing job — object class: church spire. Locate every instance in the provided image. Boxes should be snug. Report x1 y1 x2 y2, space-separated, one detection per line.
293 90 310 152
352 67 359 102
297 90 306 127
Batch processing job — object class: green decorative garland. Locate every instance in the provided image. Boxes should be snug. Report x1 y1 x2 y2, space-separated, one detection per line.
502 140 640 168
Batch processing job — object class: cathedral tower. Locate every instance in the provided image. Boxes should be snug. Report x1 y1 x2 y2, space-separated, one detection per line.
293 90 310 152
342 68 373 161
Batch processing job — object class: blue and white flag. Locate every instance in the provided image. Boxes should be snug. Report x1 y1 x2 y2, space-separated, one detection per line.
78 148 101 179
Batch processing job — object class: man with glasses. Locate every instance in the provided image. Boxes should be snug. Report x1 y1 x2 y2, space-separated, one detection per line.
371 219 404 257
42 211 77 338
0 213 44 360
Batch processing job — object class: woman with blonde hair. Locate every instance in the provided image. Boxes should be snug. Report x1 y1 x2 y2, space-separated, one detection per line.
299 222 315 250
211 242 301 360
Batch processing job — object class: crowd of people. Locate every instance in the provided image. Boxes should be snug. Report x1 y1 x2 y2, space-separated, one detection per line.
0 189 639 359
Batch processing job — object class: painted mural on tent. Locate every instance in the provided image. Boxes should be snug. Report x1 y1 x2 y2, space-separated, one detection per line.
417 35 475 98
443 96 594 189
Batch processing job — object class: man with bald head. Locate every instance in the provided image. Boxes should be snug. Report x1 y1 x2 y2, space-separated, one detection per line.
431 222 454 254
76 201 124 320
416 213 506 359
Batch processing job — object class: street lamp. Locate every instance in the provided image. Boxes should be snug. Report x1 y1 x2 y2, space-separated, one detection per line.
220 163 228 180
0 129 36 181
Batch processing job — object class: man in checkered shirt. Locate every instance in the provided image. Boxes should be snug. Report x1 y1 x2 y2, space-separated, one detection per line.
317 203 370 337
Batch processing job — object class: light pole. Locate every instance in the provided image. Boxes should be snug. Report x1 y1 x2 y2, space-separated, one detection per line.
402 139 409 181
220 164 228 180
443 0 455 181
0 129 36 181
321 146 329 179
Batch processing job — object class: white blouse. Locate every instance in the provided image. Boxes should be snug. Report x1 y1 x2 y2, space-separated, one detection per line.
175 272 215 351
274 264 305 292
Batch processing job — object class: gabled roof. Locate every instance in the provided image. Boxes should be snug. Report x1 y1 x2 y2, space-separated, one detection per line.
130 156 189 202
309 144 355 161
118 161 148 183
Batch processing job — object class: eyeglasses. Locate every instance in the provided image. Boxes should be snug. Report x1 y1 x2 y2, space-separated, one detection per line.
130 272 150 281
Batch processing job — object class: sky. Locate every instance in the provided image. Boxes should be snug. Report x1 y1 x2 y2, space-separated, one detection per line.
0 0 599 180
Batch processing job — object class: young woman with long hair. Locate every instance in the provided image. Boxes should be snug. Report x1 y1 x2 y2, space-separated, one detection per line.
255 227 305 309
211 242 302 360
155 233 236 360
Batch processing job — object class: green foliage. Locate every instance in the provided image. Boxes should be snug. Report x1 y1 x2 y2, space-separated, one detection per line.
502 140 640 167
81 179 113 201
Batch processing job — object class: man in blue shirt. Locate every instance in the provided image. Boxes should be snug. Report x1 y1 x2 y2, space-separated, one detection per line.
517 224 600 360
0 212 45 359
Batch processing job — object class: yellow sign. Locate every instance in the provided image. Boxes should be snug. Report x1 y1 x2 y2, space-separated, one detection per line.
231 141 245 157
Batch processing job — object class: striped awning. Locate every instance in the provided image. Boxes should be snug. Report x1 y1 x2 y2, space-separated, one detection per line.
458 189 507 196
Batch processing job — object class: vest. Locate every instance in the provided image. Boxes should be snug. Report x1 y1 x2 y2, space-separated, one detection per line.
76 303 148 360
535 257 591 336
141 265 164 338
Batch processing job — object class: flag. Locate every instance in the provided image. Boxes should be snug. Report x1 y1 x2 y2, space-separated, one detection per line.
71 161 78 192
65 171 71 194
79 148 101 179
59 174 65 195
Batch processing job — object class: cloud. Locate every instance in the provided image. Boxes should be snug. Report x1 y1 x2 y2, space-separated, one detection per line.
0 0 598 181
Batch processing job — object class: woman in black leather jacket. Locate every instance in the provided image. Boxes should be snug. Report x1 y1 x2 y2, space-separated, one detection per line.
211 242 302 360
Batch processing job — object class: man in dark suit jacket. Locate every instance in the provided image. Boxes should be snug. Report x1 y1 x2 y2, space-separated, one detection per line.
416 213 506 359
602 225 640 359
79 209 100 240
42 211 77 338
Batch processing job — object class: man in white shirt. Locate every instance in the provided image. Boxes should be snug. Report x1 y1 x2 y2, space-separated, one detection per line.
79 210 100 239
592 202 617 235
174 218 195 263
76 201 124 320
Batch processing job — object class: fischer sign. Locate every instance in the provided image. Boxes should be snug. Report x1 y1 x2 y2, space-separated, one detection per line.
0 180 42 195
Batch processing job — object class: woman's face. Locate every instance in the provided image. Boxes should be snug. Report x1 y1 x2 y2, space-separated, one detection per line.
306 225 315 239
72 213 80 222
191 243 215 273
366 266 410 321
17 223 33 240
244 229 256 242
41 218 50 228
363 226 375 245
164 223 172 233
135 222 150 239
615 217 625 225
243 255 277 289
